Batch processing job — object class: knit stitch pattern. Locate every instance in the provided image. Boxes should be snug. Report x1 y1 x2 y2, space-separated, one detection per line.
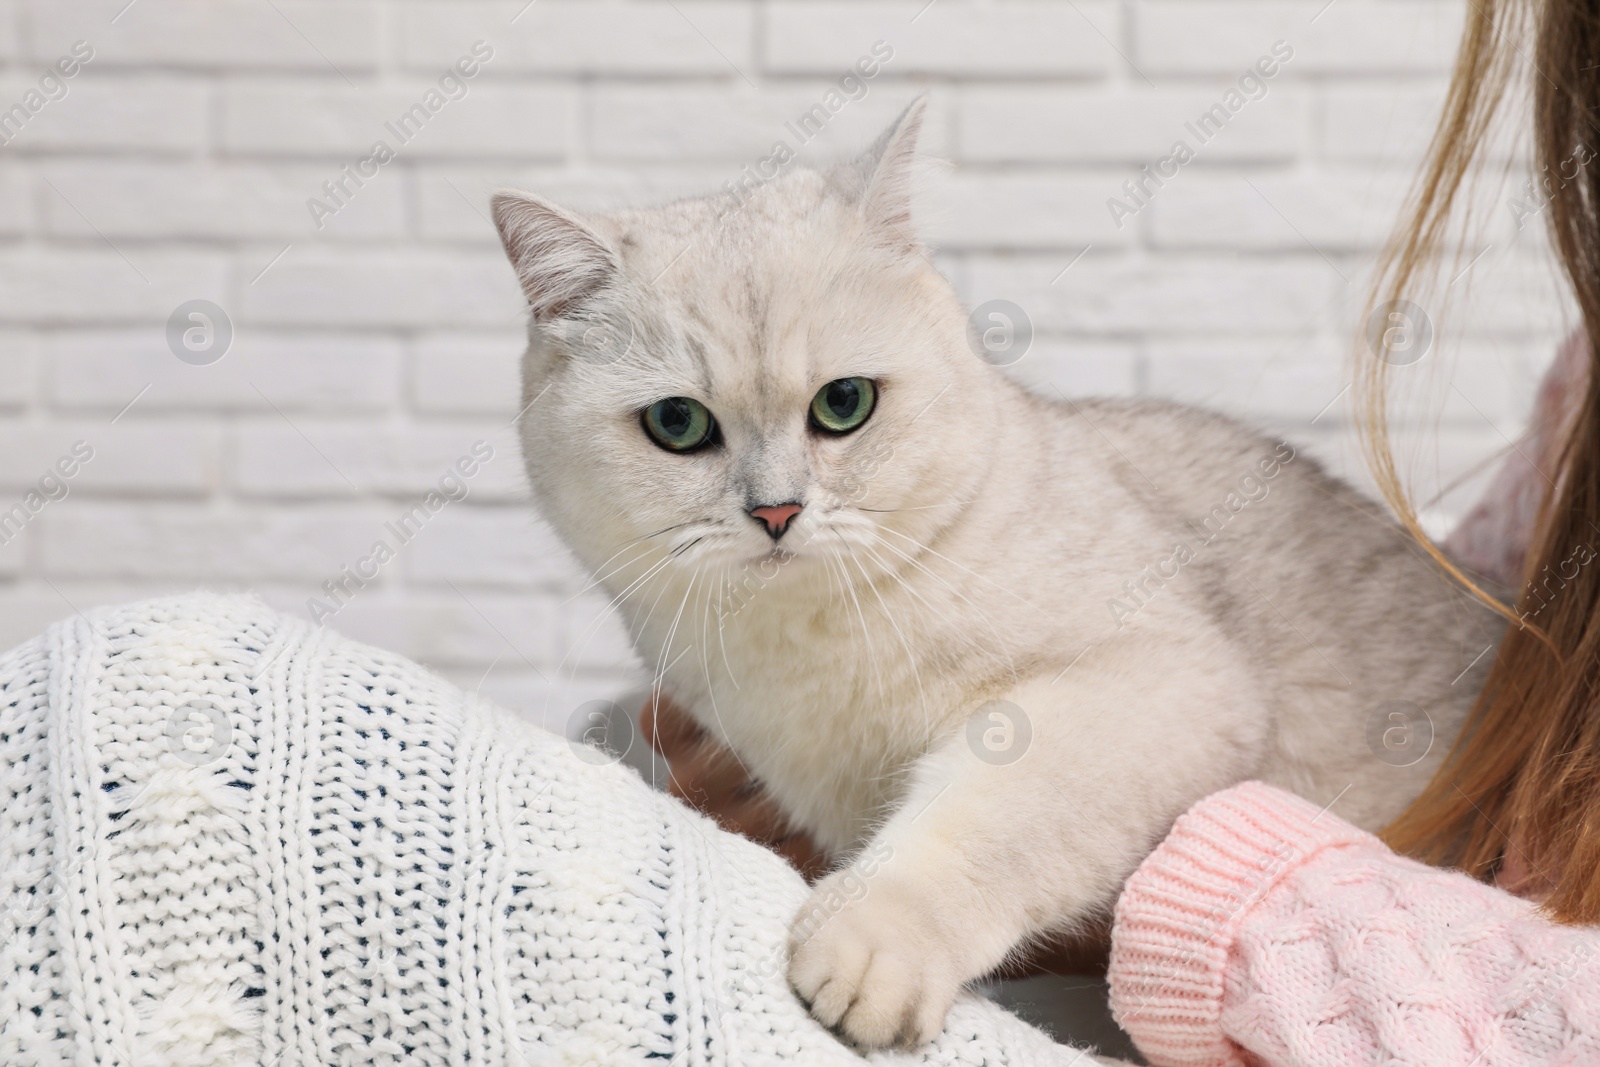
1108 781 1600 1067
0 592 1109 1067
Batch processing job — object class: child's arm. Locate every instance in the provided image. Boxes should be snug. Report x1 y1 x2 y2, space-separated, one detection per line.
1108 780 1600 1066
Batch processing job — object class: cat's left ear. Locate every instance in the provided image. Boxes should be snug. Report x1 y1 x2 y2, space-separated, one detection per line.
842 95 927 250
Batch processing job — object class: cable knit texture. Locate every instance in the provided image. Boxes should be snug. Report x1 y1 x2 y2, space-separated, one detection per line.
1108 781 1600 1067
0 592 1110 1067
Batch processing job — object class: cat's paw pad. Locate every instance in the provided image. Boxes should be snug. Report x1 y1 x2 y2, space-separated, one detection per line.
786 874 960 1049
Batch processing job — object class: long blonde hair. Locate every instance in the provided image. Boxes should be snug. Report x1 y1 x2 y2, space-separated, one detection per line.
1369 0 1600 921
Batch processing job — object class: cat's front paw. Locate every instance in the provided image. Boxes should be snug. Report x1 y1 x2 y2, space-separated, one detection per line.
787 868 962 1049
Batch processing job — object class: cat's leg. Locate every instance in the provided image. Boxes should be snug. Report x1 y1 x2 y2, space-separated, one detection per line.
787 640 1269 1048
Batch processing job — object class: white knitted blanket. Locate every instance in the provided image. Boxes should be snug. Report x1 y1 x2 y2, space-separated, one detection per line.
0 593 1111 1067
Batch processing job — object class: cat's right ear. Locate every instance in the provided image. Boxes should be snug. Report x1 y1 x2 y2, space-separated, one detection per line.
491 190 618 321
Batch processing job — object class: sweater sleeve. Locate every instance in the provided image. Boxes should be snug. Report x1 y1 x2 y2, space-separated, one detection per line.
1106 781 1600 1067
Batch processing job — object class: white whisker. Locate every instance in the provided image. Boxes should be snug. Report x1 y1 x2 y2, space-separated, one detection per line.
564 520 702 603
867 537 1020 683
835 532 933 737
557 548 677 681
650 564 701 702
873 522 1050 616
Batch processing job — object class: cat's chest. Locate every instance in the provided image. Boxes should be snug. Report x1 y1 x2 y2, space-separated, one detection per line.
636 578 958 848
675 595 930 750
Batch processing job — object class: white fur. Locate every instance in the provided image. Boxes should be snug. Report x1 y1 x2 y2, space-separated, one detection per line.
495 99 1503 1049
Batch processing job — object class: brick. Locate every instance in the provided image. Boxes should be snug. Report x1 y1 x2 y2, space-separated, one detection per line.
1005 339 1140 399
0 0 1565 696
40 161 404 240
0 421 217 495
958 87 1306 164
445 671 635 740
404 508 580 590
1414 426 1547 534
0 77 206 154
0 1 15 63
1444 248 1575 334
48 331 401 413
0 162 28 235
232 420 523 499
1149 171 1409 252
1318 83 1450 163
321 587 564 670
969 254 1338 334
399 2 753 75
220 81 572 160
1350 331 1561 435
418 586 565 671
28 1 381 70
1336 327 1549 434
1496 171 1576 248
232 583 349 642
0 583 190 652
411 332 524 415
40 503 394 580
311 593 543 675
0 332 37 407
561 586 642 675
259 580 473 648
236 249 521 328
590 86 952 162
1144 336 1346 421
764 2 1117 76
1134 1 1463 75
1309 424 1514 519
925 171 1130 249
1439 341 1548 429
416 166 736 242
0 250 228 325
415 169 511 243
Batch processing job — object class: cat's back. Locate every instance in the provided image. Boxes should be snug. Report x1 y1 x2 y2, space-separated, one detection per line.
1034 395 1416 573
1023 393 1500 826
1036 394 1492 650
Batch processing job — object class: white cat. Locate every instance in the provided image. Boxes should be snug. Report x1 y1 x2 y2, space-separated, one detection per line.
493 99 1502 1048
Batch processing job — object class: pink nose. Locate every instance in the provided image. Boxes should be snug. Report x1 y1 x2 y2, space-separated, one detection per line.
749 502 802 539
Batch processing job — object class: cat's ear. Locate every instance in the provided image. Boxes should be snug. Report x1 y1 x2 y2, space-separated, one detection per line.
843 95 927 248
491 190 618 321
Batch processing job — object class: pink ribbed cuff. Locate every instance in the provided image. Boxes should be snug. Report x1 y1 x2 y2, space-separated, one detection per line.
1107 781 1380 1067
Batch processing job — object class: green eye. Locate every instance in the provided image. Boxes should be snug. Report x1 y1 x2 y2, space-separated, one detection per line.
810 377 877 434
643 396 716 452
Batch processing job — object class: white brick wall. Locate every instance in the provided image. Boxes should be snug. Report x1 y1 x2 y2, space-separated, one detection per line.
0 0 1571 737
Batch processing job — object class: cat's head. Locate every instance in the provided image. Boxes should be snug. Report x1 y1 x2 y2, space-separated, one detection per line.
493 99 1001 602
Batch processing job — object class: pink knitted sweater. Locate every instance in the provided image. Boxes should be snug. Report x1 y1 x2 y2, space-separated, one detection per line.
1106 781 1600 1066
